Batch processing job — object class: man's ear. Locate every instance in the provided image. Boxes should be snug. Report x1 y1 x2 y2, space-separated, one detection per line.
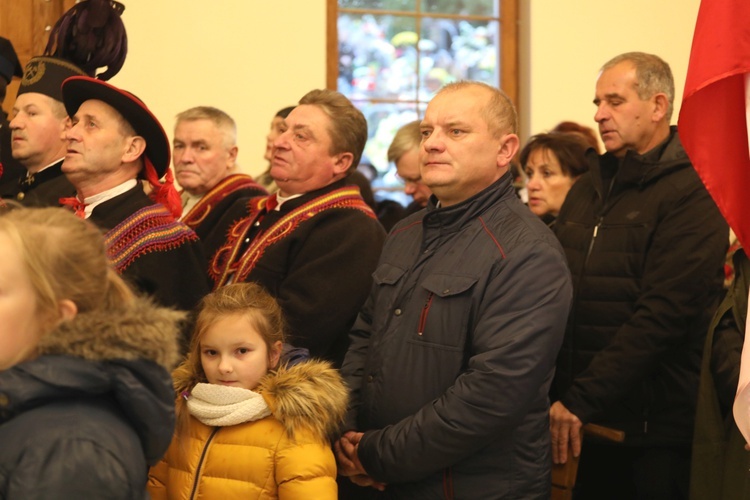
58 299 78 321
333 152 354 175
652 93 669 122
227 145 239 168
497 133 520 169
123 136 147 164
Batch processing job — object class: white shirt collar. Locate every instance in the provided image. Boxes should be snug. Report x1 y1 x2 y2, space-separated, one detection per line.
82 179 139 218
274 192 303 211
180 191 203 220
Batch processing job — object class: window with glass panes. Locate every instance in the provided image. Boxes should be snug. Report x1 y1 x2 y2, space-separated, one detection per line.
326 0 517 203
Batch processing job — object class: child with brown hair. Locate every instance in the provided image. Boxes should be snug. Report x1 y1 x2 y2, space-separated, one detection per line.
148 282 348 499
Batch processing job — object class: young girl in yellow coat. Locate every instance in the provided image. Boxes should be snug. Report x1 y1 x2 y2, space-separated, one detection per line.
148 283 348 499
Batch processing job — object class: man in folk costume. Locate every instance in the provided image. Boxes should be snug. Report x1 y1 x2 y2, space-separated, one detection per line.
173 106 266 241
205 89 386 367
7 58 81 205
59 75 210 319
5 0 127 206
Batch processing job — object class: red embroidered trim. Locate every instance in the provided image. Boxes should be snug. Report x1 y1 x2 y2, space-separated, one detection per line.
182 174 265 229
105 204 199 273
208 186 376 288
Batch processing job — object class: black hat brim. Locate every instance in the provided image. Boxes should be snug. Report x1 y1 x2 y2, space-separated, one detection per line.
61 76 170 177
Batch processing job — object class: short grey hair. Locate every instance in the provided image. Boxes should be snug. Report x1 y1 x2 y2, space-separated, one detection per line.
175 106 237 148
602 52 675 121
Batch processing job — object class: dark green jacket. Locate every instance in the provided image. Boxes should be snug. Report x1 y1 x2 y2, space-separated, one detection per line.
691 248 750 499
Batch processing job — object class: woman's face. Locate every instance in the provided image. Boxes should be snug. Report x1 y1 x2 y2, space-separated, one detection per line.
524 148 577 217
0 232 43 370
264 116 286 163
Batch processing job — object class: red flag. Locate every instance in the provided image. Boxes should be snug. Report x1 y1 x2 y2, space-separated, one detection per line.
679 0 750 249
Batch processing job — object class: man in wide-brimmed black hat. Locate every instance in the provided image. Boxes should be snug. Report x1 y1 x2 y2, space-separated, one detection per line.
60 75 209 335
4 0 128 205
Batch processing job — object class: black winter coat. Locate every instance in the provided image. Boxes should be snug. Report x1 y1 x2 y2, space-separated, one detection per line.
553 128 728 446
342 174 572 498
0 299 182 499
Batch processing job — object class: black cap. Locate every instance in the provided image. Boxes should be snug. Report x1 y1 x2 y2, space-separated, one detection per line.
61 76 171 177
0 37 22 83
17 56 85 102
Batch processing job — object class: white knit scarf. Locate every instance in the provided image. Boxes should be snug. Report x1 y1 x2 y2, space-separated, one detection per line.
187 383 272 426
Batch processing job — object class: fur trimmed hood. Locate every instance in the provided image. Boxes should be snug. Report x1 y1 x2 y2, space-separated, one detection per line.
258 360 348 443
0 298 185 466
37 297 185 371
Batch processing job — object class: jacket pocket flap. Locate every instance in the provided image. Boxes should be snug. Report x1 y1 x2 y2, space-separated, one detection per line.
373 263 406 285
421 274 477 297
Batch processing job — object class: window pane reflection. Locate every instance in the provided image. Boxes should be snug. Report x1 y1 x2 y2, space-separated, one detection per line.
419 18 499 101
338 14 419 101
420 0 497 16
339 0 416 11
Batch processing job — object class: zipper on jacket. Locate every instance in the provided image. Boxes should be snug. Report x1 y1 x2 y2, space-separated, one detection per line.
566 215 603 388
585 216 603 265
189 427 219 500
418 292 434 336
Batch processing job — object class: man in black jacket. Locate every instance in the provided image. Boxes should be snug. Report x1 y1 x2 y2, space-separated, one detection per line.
336 81 572 498
551 52 728 498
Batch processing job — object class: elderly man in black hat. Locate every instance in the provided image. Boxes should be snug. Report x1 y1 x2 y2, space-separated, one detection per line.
0 36 23 197
59 76 210 328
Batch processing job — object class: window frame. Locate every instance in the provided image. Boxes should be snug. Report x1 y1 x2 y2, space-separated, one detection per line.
325 0 519 113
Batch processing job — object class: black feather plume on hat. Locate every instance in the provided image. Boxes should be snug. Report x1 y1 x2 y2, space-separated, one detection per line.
44 0 127 81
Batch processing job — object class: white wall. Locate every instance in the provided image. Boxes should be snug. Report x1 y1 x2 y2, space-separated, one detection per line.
111 0 326 177
519 0 702 142
113 1 702 174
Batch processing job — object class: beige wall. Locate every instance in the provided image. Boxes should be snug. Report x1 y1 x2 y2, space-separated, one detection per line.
112 0 327 177
112 1 700 175
519 0 701 142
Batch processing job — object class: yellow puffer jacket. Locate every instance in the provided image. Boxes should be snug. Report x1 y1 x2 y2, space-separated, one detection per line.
148 360 348 499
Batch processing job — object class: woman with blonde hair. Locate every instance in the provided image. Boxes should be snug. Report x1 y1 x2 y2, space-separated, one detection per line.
0 207 183 498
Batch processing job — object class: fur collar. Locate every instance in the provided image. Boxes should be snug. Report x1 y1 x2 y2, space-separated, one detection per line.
36 297 185 371
258 360 348 443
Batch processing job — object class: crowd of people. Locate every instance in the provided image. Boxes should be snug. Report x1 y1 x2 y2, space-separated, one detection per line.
0 2 746 499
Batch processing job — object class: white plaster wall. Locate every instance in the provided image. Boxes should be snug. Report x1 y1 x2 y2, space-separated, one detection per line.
519 0 702 143
113 1 702 173
111 0 327 176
